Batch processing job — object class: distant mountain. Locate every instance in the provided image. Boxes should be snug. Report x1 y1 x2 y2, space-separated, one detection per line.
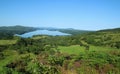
0 25 36 30
58 29 92 35
1 25 119 36
0 25 93 39
0 25 93 36
38 27 92 35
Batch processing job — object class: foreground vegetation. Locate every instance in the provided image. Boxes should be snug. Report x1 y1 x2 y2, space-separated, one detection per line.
0 44 120 74
0 26 120 74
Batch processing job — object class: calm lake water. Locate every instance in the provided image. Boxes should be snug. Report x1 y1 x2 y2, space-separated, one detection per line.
16 30 70 38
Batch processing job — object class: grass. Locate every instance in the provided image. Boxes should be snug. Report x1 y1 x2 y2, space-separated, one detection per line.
58 45 85 55
0 40 17 45
58 45 119 55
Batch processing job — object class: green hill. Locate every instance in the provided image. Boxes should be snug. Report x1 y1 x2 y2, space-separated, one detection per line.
0 25 37 39
78 28 120 48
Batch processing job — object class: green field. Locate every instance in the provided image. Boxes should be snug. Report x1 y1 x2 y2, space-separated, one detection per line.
58 45 119 55
0 40 17 45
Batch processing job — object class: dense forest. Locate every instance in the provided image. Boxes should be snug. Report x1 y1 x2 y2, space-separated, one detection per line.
0 26 120 74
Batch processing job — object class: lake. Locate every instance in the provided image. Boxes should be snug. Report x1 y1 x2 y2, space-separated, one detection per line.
16 30 70 38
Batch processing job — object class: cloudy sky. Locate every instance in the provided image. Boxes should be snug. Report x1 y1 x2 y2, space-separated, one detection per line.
0 0 120 30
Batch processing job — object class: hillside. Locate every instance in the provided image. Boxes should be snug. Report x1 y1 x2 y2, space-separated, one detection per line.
0 26 120 74
78 28 120 48
0 25 92 39
58 29 92 35
0 25 37 39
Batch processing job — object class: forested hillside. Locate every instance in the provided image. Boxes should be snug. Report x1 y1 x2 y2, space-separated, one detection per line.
0 25 37 39
0 25 91 39
58 29 91 35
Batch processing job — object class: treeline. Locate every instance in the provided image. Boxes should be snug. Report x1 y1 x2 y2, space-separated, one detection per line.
58 29 91 35
9 37 58 54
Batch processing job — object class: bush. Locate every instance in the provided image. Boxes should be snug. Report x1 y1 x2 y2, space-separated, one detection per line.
48 55 65 66
27 62 59 74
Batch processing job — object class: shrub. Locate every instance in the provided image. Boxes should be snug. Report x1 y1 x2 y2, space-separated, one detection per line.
48 55 64 66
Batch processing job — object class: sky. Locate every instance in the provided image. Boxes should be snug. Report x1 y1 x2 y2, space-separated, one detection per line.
0 0 120 30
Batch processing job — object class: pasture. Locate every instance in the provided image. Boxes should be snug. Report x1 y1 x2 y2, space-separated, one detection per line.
58 45 119 55
0 40 17 45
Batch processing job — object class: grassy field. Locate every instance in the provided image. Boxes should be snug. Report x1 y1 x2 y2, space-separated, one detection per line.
0 40 17 45
58 45 119 55
58 45 85 55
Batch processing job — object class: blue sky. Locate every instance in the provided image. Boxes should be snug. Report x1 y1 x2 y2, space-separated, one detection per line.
0 0 120 30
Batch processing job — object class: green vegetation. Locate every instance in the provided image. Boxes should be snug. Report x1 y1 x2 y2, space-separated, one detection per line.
32 35 48 40
79 30 120 48
0 26 120 74
0 40 17 45
58 45 118 55
59 45 85 55
0 25 37 39
58 29 91 35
